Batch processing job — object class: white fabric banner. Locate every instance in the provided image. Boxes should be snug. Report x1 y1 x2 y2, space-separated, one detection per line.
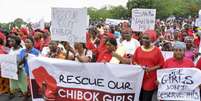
157 68 201 101
28 57 144 101
131 8 156 32
51 8 88 44
0 54 18 80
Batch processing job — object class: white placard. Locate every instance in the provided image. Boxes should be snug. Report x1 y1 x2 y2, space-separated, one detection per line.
0 54 18 80
162 51 173 61
157 68 201 101
51 8 88 44
131 8 156 32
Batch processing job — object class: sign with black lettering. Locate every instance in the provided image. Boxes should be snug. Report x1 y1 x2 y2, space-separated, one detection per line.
131 8 156 32
28 57 144 101
157 68 201 101
51 8 88 44
162 51 173 61
0 54 18 80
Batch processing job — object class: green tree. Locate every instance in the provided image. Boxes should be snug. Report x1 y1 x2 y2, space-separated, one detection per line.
127 0 155 16
109 6 129 19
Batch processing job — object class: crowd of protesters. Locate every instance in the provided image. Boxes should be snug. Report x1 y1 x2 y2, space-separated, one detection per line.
0 16 201 101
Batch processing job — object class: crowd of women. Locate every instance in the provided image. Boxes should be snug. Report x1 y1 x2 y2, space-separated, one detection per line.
0 17 201 101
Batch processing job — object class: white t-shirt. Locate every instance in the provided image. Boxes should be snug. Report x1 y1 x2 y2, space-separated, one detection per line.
120 38 140 55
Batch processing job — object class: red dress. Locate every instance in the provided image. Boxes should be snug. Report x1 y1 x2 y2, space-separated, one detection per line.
163 57 194 68
196 58 201 70
132 46 164 91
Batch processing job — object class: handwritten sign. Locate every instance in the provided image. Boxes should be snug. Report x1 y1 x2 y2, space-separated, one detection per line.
51 8 88 44
162 51 173 61
157 68 201 101
0 54 18 80
131 9 156 32
28 57 144 101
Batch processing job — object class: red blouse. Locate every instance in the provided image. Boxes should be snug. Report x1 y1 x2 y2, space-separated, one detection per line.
196 58 201 70
163 57 194 68
96 50 112 63
132 46 164 91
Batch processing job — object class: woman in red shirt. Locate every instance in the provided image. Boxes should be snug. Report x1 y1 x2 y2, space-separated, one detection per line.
96 38 117 63
163 41 194 68
34 31 44 51
132 34 164 101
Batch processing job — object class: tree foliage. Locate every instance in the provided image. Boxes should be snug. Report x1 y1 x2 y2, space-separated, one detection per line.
88 0 201 20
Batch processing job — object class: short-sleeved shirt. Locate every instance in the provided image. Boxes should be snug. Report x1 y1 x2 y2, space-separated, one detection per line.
132 46 164 91
19 48 40 76
163 57 194 68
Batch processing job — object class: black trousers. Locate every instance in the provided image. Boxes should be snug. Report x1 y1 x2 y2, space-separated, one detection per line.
140 89 155 101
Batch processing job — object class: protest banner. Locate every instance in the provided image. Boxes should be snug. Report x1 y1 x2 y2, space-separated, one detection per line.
162 51 173 61
157 68 201 101
28 56 144 101
0 54 18 80
105 18 129 25
131 8 156 32
51 8 88 44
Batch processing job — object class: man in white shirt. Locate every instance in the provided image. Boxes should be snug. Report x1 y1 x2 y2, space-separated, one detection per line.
120 29 140 57
110 29 140 64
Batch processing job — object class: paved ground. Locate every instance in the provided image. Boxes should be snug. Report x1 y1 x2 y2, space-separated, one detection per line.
0 93 32 101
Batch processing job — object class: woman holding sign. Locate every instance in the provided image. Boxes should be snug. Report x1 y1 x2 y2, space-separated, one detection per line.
0 34 9 95
132 33 164 101
8 35 27 99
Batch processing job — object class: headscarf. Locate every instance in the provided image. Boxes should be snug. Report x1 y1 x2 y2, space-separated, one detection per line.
173 41 186 50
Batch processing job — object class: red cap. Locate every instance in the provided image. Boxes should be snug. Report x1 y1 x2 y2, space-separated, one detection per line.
144 29 157 42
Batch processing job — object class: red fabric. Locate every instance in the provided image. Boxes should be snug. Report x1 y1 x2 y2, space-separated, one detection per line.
163 57 194 68
32 66 57 99
0 45 7 54
132 47 164 91
20 28 28 35
177 32 184 41
0 32 6 42
187 29 194 36
144 30 158 42
196 58 201 70
107 32 115 39
96 49 112 62
194 37 200 48
34 39 44 51
86 32 97 52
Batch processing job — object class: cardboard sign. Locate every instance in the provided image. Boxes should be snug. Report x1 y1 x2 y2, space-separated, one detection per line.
131 9 156 32
157 68 201 101
51 8 88 44
0 54 18 80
